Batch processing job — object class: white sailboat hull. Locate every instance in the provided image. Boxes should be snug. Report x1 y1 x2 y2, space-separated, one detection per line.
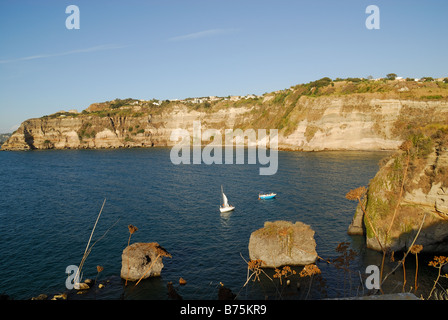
219 205 235 213
220 185 235 213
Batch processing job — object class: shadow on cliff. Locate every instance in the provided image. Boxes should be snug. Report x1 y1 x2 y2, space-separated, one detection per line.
356 208 448 254
386 214 448 253
24 128 36 150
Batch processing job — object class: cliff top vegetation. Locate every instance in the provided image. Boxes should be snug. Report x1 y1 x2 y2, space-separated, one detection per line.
39 75 448 121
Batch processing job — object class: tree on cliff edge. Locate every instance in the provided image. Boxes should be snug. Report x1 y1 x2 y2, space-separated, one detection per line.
386 73 397 80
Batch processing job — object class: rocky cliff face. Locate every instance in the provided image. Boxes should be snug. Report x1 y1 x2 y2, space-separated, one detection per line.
349 126 448 253
0 104 259 151
2 80 448 151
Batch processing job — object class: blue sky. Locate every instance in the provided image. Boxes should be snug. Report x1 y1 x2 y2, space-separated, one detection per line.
0 0 447 133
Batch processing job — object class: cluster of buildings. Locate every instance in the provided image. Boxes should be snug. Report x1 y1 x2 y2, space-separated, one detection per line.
162 94 262 105
370 76 446 82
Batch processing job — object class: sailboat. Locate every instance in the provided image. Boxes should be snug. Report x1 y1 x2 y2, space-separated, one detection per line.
220 185 235 213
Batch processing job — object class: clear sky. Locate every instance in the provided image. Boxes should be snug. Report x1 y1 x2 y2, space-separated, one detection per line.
0 0 447 133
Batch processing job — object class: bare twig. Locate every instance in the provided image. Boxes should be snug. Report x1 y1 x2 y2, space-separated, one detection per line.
236 253 279 299
74 199 106 287
428 256 448 299
134 253 162 287
381 213 427 286
78 216 120 272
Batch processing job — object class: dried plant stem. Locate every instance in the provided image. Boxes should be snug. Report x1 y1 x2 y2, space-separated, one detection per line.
381 213 427 286
428 256 448 299
402 257 407 292
428 266 443 299
414 253 419 292
236 253 278 299
74 199 106 286
135 253 162 287
125 225 138 286
239 253 273 283
242 271 258 288
127 225 138 247
380 251 386 293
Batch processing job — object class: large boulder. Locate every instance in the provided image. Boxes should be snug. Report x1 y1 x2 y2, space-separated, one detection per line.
248 221 317 268
121 242 171 281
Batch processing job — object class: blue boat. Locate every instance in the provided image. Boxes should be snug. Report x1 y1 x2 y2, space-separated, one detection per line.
258 192 276 200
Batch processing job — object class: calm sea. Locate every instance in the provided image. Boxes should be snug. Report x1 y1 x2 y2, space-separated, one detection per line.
0 148 443 300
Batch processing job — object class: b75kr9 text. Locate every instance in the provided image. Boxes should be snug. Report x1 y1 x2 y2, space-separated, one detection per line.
180 304 267 317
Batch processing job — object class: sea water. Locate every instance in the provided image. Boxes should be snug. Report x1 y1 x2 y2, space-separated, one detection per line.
0 148 443 299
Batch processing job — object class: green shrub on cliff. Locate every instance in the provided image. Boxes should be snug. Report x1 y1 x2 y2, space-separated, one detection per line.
409 132 433 158
422 95 444 100
303 77 334 96
307 77 333 89
78 122 97 140
110 98 137 109
386 73 397 80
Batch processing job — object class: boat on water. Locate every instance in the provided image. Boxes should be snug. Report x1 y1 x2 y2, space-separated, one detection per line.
258 192 277 200
220 185 235 213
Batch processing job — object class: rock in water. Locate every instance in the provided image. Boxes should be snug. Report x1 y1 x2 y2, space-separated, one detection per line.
121 242 171 281
248 221 317 267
